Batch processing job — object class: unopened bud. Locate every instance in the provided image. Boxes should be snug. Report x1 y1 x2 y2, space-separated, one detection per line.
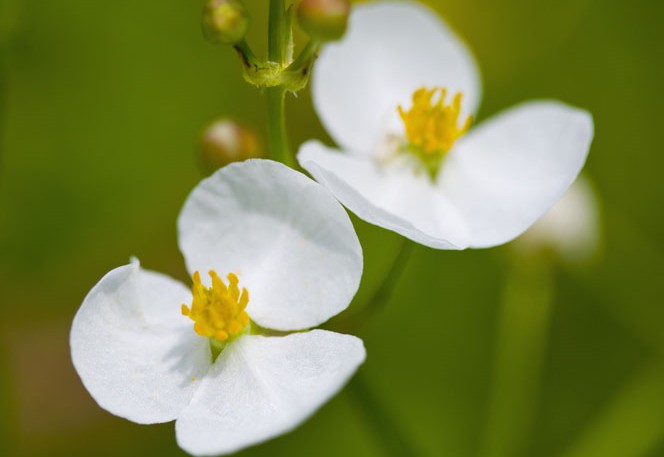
202 0 250 45
297 0 350 42
200 118 262 171
514 177 600 263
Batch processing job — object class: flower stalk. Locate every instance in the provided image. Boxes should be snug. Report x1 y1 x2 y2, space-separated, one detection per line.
266 85 295 167
480 255 554 457
286 39 320 72
268 0 287 65
264 0 295 166
326 238 414 334
348 373 421 457
267 5 415 450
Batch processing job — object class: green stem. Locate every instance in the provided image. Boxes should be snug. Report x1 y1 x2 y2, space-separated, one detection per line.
559 363 664 457
286 39 320 72
233 38 259 68
347 373 421 457
266 86 294 166
480 255 554 457
326 238 414 333
268 0 286 64
364 238 413 314
265 0 295 166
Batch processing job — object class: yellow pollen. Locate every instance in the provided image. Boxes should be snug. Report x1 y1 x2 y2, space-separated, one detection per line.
398 87 472 156
181 270 250 342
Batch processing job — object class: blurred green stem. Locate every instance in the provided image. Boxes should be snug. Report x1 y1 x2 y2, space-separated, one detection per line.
480 255 554 457
560 362 664 457
334 240 417 455
347 372 421 457
355 238 414 322
0 40 9 181
326 238 414 333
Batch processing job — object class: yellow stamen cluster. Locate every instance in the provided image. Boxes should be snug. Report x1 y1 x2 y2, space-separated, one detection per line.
398 87 472 156
181 270 250 342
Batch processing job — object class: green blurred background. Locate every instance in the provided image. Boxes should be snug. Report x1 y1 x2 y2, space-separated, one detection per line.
1 0 663 456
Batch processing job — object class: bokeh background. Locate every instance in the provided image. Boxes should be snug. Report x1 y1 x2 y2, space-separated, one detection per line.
1 0 663 456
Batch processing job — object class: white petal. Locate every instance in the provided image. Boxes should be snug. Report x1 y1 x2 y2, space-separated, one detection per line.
313 1 481 154
438 100 594 248
299 141 471 249
175 330 366 456
177 159 363 331
70 261 211 424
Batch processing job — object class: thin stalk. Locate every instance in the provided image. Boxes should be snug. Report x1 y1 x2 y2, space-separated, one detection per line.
268 0 286 64
559 363 664 457
347 372 421 457
480 256 554 457
326 238 414 333
233 38 259 68
266 86 294 166
265 0 295 166
363 238 414 316
286 39 320 72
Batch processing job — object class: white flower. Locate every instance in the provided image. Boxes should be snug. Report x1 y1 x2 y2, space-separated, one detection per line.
297 1 594 249
70 160 365 456
514 176 600 262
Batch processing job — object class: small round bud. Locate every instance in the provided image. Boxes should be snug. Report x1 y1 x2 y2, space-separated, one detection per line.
201 0 250 45
200 118 262 171
514 177 601 263
297 0 350 42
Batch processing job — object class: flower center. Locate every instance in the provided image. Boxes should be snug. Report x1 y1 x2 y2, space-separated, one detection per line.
397 87 472 174
181 270 250 342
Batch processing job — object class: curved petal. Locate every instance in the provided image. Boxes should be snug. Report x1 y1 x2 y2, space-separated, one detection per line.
438 100 594 248
313 1 481 155
175 330 366 456
70 261 211 424
177 160 363 331
299 141 471 249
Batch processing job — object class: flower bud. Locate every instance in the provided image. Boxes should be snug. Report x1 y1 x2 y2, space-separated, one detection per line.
514 177 600 263
201 0 250 45
297 0 350 42
199 118 262 171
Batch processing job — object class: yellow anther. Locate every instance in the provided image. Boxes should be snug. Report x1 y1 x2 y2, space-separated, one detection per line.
398 87 472 156
181 270 250 342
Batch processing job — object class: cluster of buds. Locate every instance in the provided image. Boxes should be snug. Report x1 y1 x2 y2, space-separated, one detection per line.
201 0 350 47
